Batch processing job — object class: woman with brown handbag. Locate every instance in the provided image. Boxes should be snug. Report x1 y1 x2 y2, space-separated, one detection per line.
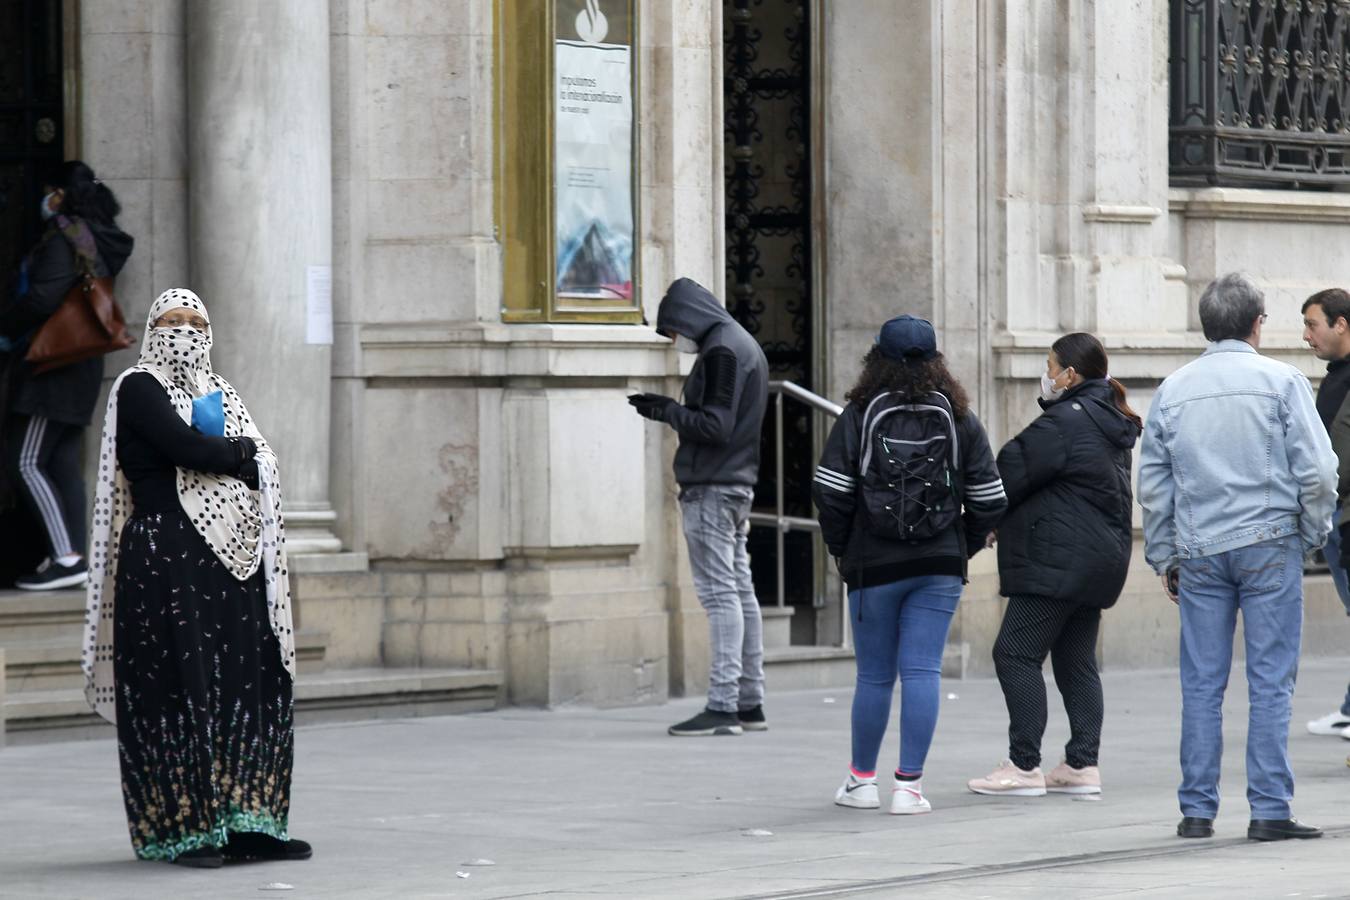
0 160 134 590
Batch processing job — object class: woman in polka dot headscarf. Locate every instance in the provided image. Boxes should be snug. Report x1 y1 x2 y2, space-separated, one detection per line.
81 288 310 868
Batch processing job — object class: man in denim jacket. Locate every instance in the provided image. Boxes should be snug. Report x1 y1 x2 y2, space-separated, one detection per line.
1139 272 1337 843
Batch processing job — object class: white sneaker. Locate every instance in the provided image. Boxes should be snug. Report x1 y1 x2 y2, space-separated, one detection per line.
834 772 880 809
889 779 932 815
1340 723 1350 742
1306 711 1350 735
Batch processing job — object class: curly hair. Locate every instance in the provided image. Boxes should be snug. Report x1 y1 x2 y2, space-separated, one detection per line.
844 346 970 417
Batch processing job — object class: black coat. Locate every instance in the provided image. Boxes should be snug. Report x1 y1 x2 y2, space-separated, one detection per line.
0 216 134 426
995 379 1140 607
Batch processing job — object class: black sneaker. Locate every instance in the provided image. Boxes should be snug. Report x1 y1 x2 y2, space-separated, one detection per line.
171 846 224 868
1248 818 1323 841
668 708 743 736
15 558 87 591
738 705 768 732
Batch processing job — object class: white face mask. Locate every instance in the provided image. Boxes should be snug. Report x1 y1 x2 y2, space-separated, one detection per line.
674 335 699 354
149 325 212 367
1039 372 1066 403
39 191 59 221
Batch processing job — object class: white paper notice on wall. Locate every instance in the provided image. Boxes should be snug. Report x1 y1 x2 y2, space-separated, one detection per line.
306 265 333 345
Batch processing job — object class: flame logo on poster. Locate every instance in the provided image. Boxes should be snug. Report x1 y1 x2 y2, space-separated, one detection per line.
576 0 609 44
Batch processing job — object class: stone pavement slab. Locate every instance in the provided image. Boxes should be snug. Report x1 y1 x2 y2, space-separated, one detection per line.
1 657 1349 899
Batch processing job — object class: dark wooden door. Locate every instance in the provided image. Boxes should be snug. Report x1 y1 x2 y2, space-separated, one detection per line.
0 0 64 269
0 0 64 585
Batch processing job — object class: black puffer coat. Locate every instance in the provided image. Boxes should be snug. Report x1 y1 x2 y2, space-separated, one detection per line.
995 379 1140 607
0 215 134 426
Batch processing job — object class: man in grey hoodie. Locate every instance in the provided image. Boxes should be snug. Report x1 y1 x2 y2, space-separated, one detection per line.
629 278 770 736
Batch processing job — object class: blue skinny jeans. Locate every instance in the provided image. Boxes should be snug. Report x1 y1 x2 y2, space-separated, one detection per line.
847 574 962 776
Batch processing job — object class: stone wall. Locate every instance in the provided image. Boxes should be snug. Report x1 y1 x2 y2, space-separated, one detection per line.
321 0 724 705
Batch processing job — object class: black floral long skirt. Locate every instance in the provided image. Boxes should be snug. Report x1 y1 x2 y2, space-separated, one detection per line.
113 509 294 861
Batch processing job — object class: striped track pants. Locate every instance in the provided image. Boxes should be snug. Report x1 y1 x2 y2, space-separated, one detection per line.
4 414 85 560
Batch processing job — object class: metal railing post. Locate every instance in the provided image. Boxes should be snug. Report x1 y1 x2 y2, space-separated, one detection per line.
775 391 785 608
746 380 845 644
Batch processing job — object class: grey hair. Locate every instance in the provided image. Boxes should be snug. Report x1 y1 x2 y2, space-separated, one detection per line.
1198 273 1265 342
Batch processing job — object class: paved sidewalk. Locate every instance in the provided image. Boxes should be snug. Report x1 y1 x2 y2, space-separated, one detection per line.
2 658 1349 899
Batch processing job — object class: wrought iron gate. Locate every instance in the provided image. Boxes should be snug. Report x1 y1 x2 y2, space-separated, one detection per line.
1170 0 1350 186
723 0 817 623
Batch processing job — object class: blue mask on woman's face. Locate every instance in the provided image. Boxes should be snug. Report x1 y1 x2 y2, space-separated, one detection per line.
39 191 59 221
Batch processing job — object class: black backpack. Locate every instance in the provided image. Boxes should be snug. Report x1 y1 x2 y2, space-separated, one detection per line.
858 391 961 541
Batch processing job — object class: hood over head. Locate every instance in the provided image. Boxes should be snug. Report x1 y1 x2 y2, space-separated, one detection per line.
655 278 732 345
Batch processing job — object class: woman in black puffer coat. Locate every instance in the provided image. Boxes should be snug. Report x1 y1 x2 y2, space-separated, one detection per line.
0 161 134 590
968 332 1141 799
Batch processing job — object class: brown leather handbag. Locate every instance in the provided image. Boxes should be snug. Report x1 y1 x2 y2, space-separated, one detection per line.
24 274 134 374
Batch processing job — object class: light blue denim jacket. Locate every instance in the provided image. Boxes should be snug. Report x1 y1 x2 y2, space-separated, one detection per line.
1139 340 1338 573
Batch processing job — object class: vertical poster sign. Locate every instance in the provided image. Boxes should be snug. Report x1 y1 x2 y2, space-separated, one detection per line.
305 264 333 345
554 1 635 301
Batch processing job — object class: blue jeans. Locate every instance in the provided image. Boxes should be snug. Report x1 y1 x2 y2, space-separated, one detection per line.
680 485 765 714
848 575 962 776
1177 538 1303 820
1320 509 1350 716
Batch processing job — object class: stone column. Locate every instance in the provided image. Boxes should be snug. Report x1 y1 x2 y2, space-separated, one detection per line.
186 0 339 552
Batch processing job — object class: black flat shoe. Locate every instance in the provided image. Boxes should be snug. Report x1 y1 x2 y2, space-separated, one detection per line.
1248 818 1323 841
222 832 314 861
1177 816 1214 838
171 846 224 868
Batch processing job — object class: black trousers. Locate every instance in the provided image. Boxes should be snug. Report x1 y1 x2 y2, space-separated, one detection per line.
3 414 86 560
993 594 1103 771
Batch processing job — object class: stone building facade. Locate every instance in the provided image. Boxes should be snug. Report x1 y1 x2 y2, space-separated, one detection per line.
7 0 1348 711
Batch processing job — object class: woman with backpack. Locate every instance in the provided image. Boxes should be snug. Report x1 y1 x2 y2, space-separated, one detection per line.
814 315 1006 815
968 332 1140 798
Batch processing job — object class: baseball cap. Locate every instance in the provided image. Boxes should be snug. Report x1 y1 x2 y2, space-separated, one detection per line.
876 315 938 361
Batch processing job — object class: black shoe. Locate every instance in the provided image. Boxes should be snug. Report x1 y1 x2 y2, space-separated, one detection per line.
15 558 87 591
172 846 224 868
1177 816 1214 838
222 832 314 861
738 705 768 732
668 708 742 736
1248 818 1323 841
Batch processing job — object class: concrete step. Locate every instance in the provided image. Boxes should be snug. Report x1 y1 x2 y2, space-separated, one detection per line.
763 640 969 691
763 645 857 691
2 665 503 745
0 589 85 643
2 629 330 693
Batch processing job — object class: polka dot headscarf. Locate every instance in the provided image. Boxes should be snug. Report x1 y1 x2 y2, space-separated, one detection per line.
82 288 295 724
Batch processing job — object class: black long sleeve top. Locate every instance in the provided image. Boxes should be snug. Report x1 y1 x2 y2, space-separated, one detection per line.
116 372 258 514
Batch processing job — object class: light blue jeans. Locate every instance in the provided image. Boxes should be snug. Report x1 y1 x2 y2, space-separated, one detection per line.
847 575 962 776
680 485 765 713
1177 537 1303 820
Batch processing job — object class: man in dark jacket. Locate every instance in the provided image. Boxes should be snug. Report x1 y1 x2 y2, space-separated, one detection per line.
1 169 134 590
1299 288 1350 743
629 278 769 736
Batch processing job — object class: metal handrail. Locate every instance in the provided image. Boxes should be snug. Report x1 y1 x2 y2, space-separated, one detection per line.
747 380 848 647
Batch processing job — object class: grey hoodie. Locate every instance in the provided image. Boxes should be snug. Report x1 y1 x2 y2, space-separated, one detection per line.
655 278 768 488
